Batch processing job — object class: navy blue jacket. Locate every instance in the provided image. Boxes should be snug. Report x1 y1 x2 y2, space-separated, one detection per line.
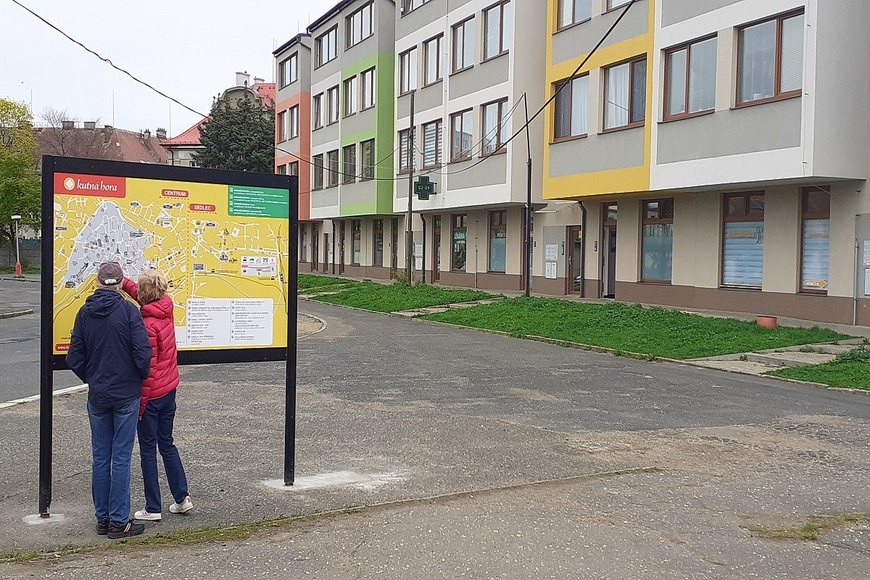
66 288 152 405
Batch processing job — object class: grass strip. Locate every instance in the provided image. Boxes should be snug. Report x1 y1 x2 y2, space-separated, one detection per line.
767 347 870 390
297 274 360 292
420 297 851 360
312 282 494 313
0 267 39 275
744 513 870 541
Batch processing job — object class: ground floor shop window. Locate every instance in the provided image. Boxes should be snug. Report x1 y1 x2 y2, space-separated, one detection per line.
452 214 467 271
801 187 830 293
722 192 764 288
373 219 384 266
641 198 674 282
489 210 506 272
352 220 361 265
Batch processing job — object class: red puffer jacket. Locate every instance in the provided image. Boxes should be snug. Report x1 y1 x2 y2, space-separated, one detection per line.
123 278 180 416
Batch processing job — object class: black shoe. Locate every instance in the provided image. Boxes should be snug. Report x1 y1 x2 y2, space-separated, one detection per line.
107 520 145 539
96 518 110 535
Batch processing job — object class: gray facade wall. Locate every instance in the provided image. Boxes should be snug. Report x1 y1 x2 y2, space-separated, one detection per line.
550 128 645 178
552 0 649 66
661 0 741 28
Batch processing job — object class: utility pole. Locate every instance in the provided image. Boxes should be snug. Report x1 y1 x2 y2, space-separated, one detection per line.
523 94 532 297
405 90 416 284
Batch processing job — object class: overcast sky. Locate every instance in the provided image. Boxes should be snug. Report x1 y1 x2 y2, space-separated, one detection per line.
1 0 339 136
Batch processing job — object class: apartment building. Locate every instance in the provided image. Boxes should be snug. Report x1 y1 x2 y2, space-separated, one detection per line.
274 35 319 269
543 0 870 325
307 0 397 278
395 0 547 290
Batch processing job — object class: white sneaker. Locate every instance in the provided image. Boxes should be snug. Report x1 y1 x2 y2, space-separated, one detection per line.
169 495 193 514
133 509 162 521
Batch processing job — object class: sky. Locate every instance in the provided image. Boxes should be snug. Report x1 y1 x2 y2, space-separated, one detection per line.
1 0 339 136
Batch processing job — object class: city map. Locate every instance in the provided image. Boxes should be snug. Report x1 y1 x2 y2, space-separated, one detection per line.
52 172 290 355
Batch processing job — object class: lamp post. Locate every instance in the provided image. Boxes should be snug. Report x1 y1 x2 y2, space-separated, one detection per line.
11 215 22 278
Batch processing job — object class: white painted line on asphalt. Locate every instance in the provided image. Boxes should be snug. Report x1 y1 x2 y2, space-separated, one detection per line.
0 384 88 409
263 470 406 491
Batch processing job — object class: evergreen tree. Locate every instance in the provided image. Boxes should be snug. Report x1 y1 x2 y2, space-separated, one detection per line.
194 97 275 173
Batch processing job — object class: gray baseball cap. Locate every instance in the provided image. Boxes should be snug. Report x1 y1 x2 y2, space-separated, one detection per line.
97 262 123 286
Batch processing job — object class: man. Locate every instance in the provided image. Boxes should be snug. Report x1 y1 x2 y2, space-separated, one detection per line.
66 262 152 539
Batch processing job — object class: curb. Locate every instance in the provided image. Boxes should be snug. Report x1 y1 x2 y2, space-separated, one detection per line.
0 308 34 319
0 384 89 410
0 276 39 284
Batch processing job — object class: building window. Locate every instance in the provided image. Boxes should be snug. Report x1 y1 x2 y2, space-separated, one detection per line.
279 53 298 88
373 219 384 266
452 214 467 271
288 105 299 138
326 149 339 187
450 109 473 161
398 129 412 173
422 120 442 168
722 192 765 288
481 99 508 155
558 0 591 30
343 144 356 183
402 0 433 13
313 93 324 129
346 2 373 49
399 47 418 95
664 36 716 120
423 35 442 86
327 86 340 124
300 225 308 262
351 220 362 265
344 76 358 116
604 57 646 130
277 111 286 142
361 68 376 109
607 0 630 9
554 75 588 140
313 154 324 189
288 161 299 177
452 17 475 72
483 1 512 60
361 139 375 180
277 164 287 175
315 27 338 67
738 11 804 105
489 210 507 272
801 187 830 293
641 198 674 282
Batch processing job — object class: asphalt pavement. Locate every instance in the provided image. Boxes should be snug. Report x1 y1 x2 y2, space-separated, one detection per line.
1 299 869 579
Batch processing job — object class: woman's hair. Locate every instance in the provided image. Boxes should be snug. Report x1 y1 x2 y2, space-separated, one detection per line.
137 270 168 304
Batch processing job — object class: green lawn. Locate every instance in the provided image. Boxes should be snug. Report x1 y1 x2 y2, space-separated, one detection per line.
312 281 494 313
0 266 39 275
420 297 851 360
767 348 870 390
297 274 360 292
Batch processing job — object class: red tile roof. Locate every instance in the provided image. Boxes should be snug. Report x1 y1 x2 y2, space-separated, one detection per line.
34 126 168 164
161 119 206 146
252 83 276 108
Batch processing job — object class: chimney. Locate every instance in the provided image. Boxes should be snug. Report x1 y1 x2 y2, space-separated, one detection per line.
156 127 167 140
143 129 151 140
61 120 75 130
103 125 114 143
236 71 250 87
83 121 96 130
253 76 265 85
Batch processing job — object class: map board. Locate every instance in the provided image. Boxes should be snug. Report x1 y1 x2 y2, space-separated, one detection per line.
43 156 298 368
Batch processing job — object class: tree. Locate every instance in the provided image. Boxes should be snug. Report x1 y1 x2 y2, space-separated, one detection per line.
38 107 107 159
194 97 274 172
0 99 40 249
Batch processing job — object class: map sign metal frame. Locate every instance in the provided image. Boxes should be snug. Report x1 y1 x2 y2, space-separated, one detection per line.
39 156 299 515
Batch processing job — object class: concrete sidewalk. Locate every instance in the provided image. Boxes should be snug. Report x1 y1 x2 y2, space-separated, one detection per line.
1 301 869 579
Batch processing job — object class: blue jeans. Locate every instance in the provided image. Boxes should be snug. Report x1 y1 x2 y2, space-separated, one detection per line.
88 396 139 524
138 389 188 513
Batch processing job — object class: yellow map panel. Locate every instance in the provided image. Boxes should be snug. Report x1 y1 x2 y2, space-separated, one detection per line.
53 172 290 355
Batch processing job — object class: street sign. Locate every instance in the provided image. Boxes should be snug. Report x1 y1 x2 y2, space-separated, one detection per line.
414 176 435 200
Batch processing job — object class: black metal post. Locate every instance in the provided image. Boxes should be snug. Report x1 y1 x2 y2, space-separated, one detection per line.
421 214 427 284
284 175 300 486
38 158 54 516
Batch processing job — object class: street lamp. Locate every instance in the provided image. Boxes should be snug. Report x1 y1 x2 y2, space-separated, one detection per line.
11 215 22 278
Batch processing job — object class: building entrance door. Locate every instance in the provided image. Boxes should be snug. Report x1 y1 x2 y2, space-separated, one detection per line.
390 217 399 276
602 226 617 298
338 221 346 275
567 226 583 294
311 223 320 272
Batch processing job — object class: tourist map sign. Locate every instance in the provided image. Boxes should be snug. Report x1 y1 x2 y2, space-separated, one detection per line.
44 157 297 364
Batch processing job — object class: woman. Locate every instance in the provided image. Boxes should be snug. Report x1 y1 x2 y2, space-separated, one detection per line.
123 271 192 521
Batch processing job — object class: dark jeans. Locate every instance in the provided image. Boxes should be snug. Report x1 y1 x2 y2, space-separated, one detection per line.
137 389 188 513
88 396 139 524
